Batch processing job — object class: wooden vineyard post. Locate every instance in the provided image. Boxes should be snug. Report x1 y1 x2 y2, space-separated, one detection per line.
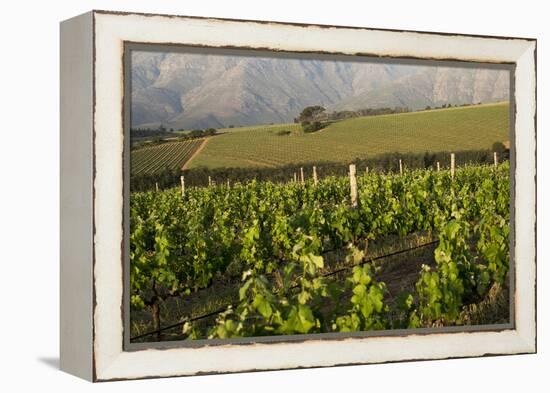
227 179 230 188
450 153 455 180
349 164 358 207
208 176 212 187
294 172 297 183
181 176 186 195
313 166 318 185
365 166 369 175
300 167 304 185
399 159 403 175
155 182 159 192
436 161 440 172
494 151 498 167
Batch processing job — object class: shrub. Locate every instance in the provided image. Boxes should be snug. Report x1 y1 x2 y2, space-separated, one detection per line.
302 121 323 133
492 141 506 154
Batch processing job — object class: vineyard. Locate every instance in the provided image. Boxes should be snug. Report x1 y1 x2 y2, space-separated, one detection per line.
131 138 205 175
130 161 510 341
129 103 509 178
188 103 509 169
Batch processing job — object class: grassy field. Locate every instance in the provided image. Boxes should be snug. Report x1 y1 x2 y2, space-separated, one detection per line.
131 139 205 175
188 102 509 169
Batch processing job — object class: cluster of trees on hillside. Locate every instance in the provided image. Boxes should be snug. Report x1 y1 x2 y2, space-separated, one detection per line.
294 105 413 129
294 105 415 133
295 105 326 133
295 102 487 128
187 128 217 138
131 125 174 139
130 148 508 192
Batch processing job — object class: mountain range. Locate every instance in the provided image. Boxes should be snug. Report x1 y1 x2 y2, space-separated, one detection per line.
131 51 510 130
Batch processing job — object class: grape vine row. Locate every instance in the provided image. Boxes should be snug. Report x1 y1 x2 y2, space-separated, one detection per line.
130 162 510 340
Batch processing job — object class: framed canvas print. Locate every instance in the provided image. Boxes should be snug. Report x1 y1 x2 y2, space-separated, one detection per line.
60 10 537 382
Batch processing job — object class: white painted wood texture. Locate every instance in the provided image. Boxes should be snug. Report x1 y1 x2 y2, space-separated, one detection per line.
60 11 94 381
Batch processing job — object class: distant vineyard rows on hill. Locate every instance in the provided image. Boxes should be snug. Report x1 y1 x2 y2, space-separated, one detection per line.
131 139 205 175
130 103 509 177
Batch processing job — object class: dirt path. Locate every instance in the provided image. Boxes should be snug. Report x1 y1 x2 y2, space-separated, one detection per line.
182 137 209 170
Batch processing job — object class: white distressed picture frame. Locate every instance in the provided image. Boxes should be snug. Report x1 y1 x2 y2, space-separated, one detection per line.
60 10 536 382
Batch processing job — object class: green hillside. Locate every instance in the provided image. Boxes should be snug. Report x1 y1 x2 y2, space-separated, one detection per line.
188 102 510 169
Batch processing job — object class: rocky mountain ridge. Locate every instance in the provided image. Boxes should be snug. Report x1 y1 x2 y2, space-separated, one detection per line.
131 51 510 129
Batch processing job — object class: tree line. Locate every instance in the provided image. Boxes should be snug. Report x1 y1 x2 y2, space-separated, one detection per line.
294 105 412 126
131 127 218 148
294 103 486 134
294 105 414 134
130 147 509 192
